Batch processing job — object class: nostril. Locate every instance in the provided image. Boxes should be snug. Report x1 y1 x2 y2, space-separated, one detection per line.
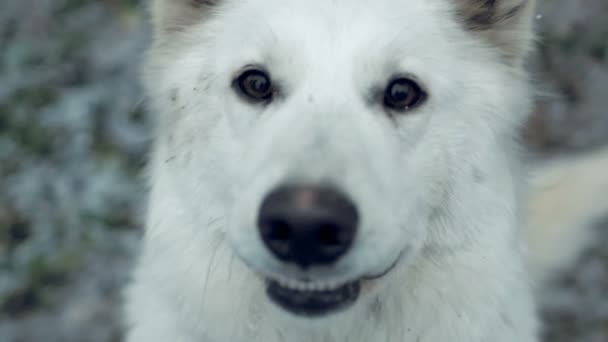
317 223 341 247
266 219 291 240
261 218 292 257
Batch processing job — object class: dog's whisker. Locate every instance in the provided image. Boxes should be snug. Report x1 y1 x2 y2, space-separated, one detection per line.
197 234 224 330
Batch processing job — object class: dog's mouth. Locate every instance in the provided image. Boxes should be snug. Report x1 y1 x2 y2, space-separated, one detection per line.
264 254 402 317
266 279 361 317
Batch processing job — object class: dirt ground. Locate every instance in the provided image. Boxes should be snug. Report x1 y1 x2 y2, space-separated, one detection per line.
0 1 606 341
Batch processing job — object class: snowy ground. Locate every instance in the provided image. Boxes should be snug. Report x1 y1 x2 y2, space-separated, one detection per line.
0 1 606 341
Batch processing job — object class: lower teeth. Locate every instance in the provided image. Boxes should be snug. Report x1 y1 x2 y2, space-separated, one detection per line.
266 279 362 316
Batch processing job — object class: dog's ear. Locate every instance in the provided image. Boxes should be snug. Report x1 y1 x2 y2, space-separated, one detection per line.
150 0 219 37
455 0 536 64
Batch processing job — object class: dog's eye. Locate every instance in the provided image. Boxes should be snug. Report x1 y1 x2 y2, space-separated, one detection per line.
383 78 426 112
235 69 273 102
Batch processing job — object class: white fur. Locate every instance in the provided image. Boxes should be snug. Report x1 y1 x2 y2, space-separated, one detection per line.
124 1 605 341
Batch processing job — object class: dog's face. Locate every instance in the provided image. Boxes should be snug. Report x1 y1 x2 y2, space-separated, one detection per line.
148 0 535 322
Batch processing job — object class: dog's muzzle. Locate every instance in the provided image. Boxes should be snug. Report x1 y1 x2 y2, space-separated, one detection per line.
257 184 360 316
253 184 404 316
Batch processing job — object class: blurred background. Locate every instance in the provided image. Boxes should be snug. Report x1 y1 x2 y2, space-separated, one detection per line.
0 0 606 341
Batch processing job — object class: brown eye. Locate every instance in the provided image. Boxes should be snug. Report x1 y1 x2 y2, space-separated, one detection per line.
236 69 273 102
384 78 426 112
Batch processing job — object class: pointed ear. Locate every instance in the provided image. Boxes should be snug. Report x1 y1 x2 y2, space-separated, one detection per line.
150 0 219 38
455 0 536 64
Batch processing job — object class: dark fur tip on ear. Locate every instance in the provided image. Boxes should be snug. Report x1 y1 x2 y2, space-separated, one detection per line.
191 0 219 8
464 1 527 30
455 0 536 64
151 0 220 38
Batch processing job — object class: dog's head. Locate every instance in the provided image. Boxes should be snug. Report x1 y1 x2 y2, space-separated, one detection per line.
147 0 536 321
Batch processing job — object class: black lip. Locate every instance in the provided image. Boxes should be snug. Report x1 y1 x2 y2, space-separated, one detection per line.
364 254 403 280
266 280 360 317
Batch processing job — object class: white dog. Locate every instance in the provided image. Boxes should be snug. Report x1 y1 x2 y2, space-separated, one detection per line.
125 1 608 341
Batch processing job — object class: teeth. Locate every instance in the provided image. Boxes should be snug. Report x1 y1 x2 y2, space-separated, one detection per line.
271 278 348 292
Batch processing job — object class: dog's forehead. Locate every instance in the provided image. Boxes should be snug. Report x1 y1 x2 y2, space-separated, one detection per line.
256 0 438 30
215 0 450 56
207 0 457 81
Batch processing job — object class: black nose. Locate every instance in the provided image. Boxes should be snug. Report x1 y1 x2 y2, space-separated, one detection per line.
257 185 359 268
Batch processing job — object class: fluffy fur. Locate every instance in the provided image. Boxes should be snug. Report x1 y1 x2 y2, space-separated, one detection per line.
125 1 606 341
